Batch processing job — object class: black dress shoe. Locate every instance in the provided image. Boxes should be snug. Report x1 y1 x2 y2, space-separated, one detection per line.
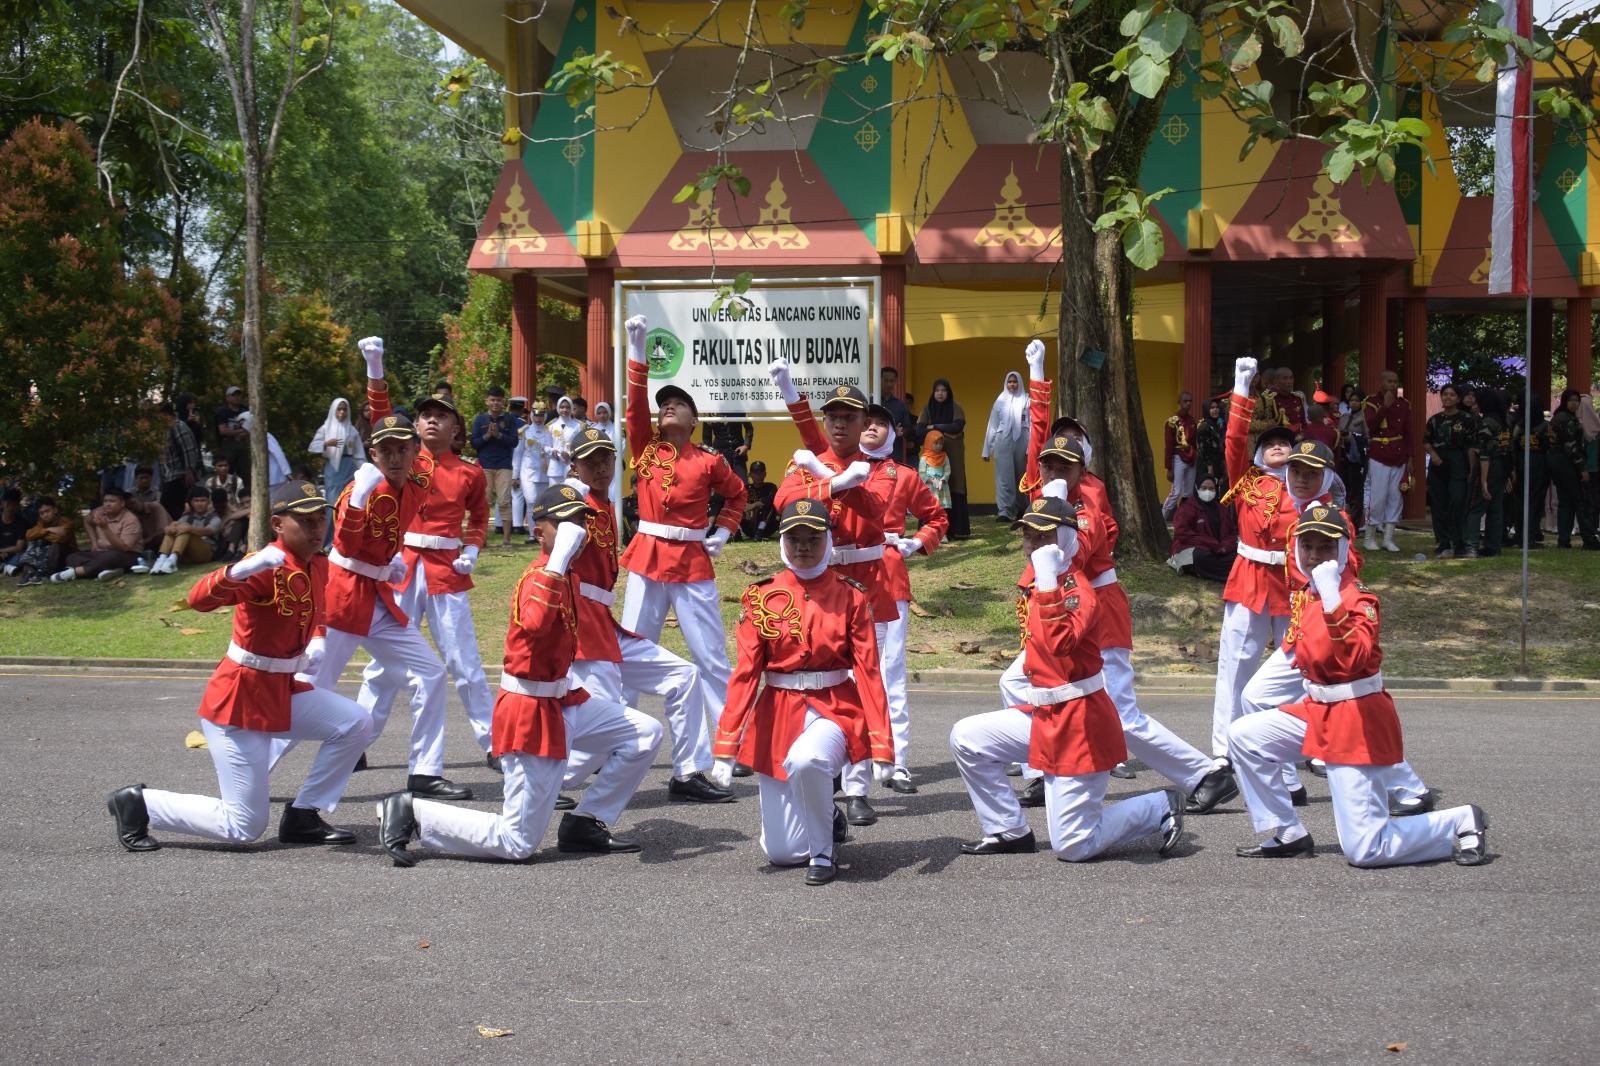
486 753 504 775
1236 833 1315 858
1004 762 1023 777
1302 758 1328 778
107 785 159 852
833 803 848 843
1453 804 1489 866
554 794 577 811
960 829 1037 855
1389 788 1437 818
668 772 735 803
805 859 837 885
278 804 355 845
1109 761 1138 780
732 762 755 778
406 774 473 801
1158 788 1184 855
352 752 368 772
556 813 640 853
1289 786 1308 807
1017 778 1045 808
887 767 918 794
377 791 418 867
845 797 877 826
1185 766 1239 813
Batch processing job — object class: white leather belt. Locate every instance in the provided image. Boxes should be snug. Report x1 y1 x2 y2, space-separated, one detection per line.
404 533 461 550
764 668 850 691
637 520 708 542
1237 543 1286 565
1088 567 1119 589
498 672 571 698
579 582 616 606
1026 671 1107 705
329 548 390 580
1306 672 1384 703
227 641 307 674
831 543 886 565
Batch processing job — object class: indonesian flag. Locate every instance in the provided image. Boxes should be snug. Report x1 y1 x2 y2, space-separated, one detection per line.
1487 0 1532 295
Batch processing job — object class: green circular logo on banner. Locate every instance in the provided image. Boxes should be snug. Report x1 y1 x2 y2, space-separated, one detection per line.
645 328 684 379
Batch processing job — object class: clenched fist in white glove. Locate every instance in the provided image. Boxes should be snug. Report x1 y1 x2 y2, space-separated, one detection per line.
708 758 736 790
452 544 479 575
792 449 834 480
358 336 385 380
830 461 872 493
1311 558 1344 614
896 535 922 559
546 521 589 577
1025 338 1047 382
1042 478 1070 501
385 552 408 585
768 357 801 405
1031 544 1066 592
228 545 286 581
349 462 387 509
705 527 732 559
1233 356 1258 398
564 476 591 496
625 315 649 365
872 761 895 786
301 635 325 675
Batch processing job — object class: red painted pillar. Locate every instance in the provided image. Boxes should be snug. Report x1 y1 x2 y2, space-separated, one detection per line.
1402 295 1428 520
1183 262 1213 403
1569 298 1594 393
880 260 906 390
586 264 615 406
1385 300 1402 371
1358 268 1388 392
511 274 539 402
1532 298 1554 403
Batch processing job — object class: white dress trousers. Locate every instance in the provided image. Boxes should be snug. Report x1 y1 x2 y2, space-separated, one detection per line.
1211 599 1292 758
144 687 372 842
571 630 708 778
1103 645 1213 793
840 610 908 796
1326 763 1477 868
620 570 731 729
757 710 848 866
1162 456 1196 519
1367 459 1406 527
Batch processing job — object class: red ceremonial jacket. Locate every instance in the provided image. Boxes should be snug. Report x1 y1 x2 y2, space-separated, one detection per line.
492 556 590 759
1012 574 1127 776
396 448 488 596
877 456 948 603
1164 411 1197 467
570 484 632 663
1279 581 1402 765
715 568 893 780
190 541 321 732
1221 395 1296 616
1362 394 1413 466
619 361 746 583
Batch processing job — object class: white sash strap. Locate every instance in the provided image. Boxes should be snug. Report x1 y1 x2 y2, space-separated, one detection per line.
579 582 616 607
764 668 850 691
1237 542 1287 565
328 548 390 580
1305 672 1384 703
498 672 571 699
637 520 708 542
1088 567 1119 589
1026 671 1107 705
831 542 887 565
227 641 307 674
403 533 462 550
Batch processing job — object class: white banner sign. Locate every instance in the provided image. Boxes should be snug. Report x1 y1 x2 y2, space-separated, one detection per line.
620 282 876 417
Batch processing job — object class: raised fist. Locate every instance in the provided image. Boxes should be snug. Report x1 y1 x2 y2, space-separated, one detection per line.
625 315 649 365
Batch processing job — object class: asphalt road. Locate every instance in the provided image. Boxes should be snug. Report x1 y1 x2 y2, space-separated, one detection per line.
2 672 1596 1064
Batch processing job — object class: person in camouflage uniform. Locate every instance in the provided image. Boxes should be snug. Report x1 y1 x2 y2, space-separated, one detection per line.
1423 383 1478 559
1464 388 1512 558
1509 395 1551 548
1548 390 1600 550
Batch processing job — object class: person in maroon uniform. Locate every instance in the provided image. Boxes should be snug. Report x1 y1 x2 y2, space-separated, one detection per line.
1161 391 1198 522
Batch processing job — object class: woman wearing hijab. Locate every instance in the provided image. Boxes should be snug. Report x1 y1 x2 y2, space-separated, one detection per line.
982 371 1030 523
1578 393 1600 522
918 378 970 538
1197 398 1227 484
918 430 952 507
545 396 581 485
310 400 365 541
1548 389 1600 549
1168 474 1238 582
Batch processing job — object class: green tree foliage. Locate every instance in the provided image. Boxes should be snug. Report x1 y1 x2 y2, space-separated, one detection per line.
259 289 359 467
431 274 580 424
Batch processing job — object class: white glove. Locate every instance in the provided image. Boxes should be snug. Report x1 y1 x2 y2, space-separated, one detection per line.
768 357 801 404
358 336 385 379
896 536 921 559
625 314 649 365
546 521 589 577
301 636 325 675
1031 544 1066 591
227 545 286 581
792 449 834 480
349 462 386 509
872 761 895 786
452 544 479 575
1311 558 1343 614
563 476 590 496
705 527 732 558
1233 356 1258 398
1025 338 1047 382
385 552 408 585
830 461 872 493
1041 478 1069 501
708 758 735 790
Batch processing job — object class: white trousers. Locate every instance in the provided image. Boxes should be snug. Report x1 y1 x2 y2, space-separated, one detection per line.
1326 763 1476 868
1211 599 1291 758
758 711 847 866
144 688 371 842
272 600 448 776
520 478 547 521
621 571 730 726
841 607 909 795
1239 648 1308 790
361 567 493 755
1367 459 1406 527
511 484 526 529
572 631 707 778
1162 456 1196 519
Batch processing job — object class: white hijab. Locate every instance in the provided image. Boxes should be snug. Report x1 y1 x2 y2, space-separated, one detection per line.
781 530 834 579
989 372 1029 442
316 397 364 462
593 401 621 446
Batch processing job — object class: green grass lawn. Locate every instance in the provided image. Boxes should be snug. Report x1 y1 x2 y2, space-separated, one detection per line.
3 524 1596 679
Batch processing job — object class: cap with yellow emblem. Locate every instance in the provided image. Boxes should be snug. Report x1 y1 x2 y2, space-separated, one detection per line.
1012 496 1080 531
530 483 595 523
570 427 617 460
270 480 328 515
369 412 419 443
1286 439 1336 469
1293 504 1348 540
1038 434 1085 464
777 498 831 534
819 385 868 412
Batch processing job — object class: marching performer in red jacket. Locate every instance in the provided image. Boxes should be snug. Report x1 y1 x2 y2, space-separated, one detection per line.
108 482 372 851
617 315 747 750
1230 508 1487 866
710 499 894 885
564 426 732 803
376 485 664 866
1160 390 1198 522
949 494 1184 861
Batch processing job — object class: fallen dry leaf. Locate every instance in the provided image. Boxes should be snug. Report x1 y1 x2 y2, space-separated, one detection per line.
418 942 429 949
113 580 126 588
956 641 983 654
664 619 679 629
1386 1043 1406 1053
908 644 938 655
158 617 177 628
738 560 763 576
987 650 1006 664
721 595 740 603
938 604 955 618
179 627 204 636
954 581 976 590
183 730 208 750
476 1026 513 1039
168 600 189 613
907 602 932 619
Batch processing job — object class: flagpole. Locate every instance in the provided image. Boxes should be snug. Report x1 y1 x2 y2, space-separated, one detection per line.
1518 98 1533 677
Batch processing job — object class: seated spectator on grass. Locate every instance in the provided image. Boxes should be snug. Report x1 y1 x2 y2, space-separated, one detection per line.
739 460 779 541
219 491 251 561
51 488 142 582
203 457 243 510
1167 474 1238 583
12 496 76 587
125 466 172 553
0 488 28 572
148 486 222 575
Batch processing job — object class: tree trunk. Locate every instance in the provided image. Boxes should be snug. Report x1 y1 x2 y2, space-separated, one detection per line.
237 0 270 550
